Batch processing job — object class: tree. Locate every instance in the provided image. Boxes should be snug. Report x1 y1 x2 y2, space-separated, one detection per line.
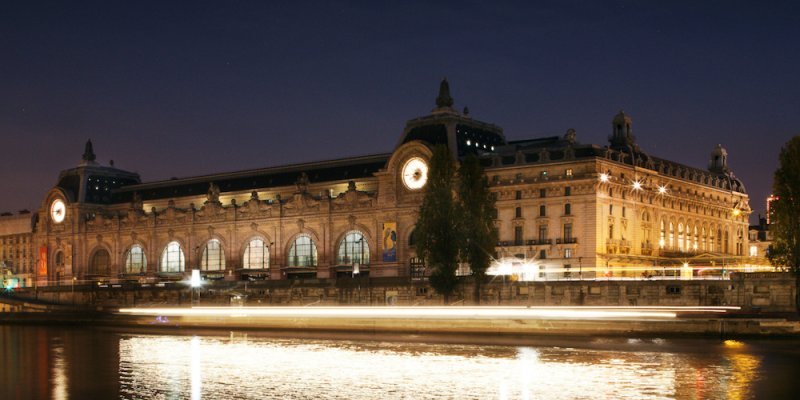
768 135 800 311
415 144 460 304
457 153 498 305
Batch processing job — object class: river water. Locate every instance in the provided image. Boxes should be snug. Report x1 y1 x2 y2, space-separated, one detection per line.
1 325 799 399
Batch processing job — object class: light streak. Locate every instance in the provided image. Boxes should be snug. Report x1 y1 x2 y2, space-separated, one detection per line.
117 306 751 320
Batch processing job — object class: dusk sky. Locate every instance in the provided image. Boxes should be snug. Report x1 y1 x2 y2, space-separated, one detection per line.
1 1 797 223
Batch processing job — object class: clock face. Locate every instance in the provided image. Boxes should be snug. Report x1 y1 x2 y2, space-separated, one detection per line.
50 199 66 223
401 157 429 190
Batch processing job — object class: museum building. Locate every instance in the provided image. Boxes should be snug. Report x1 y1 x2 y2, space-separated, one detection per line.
7 80 763 286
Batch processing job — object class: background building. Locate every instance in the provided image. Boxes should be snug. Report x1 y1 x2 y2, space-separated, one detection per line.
6 81 767 285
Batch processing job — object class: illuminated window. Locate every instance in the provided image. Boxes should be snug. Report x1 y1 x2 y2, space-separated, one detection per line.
669 223 675 248
749 245 757 257
564 248 573 258
565 168 573 177
201 239 226 271
90 249 110 276
337 231 370 265
243 238 268 269
678 223 684 251
124 245 147 274
160 241 185 273
288 234 317 267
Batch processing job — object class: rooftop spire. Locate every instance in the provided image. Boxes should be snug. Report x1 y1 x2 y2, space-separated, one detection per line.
435 78 454 109
82 139 96 164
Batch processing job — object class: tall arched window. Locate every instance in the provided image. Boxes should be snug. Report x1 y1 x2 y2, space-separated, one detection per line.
660 220 666 247
125 245 147 274
90 249 110 276
408 228 417 248
201 239 226 271
243 238 269 269
669 222 675 249
160 241 185 273
701 227 707 251
678 223 684 251
693 226 699 251
55 251 65 269
337 231 370 265
288 234 317 267
710 228 716 252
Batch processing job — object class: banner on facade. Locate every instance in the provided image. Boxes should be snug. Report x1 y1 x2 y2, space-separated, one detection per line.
382 222 397 262
38 246 48 277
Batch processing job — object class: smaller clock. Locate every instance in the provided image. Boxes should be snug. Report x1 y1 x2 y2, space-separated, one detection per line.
50 199 66 223
401 157 429 190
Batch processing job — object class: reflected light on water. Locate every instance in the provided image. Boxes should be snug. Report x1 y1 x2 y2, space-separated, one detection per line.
191 337 201 400
116 333 730 399
51 343 68 400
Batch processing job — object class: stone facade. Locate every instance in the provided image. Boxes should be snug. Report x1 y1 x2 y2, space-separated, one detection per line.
10 81 769 285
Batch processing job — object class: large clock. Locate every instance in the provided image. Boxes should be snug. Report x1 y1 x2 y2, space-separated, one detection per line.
50 199 66 223
401 157 429 190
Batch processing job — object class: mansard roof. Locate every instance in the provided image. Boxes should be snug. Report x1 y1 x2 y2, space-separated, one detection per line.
112 153 390 204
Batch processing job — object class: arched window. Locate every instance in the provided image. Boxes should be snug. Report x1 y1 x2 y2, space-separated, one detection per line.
678 223 684 251
160 241 185 273
337 231 370 265
125 245 147 274
90 249 110 276
408 228 417 247
660 220 666 247
693 226 699 251
288 234 317 267
701 227 707 251
669 222 675 249
201 239 226 271
243 238 269 269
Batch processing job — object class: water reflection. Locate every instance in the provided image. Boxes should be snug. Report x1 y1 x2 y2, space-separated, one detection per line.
2 325 799 399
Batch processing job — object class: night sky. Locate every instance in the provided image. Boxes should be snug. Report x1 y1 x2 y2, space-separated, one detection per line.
1 1 798 223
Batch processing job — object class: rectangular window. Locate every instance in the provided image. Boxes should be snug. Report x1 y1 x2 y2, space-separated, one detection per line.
540 188 546 198
539 205 546 217
564 248 573 259
515 190 522 200
564 223 572 240
564 203 571 215
514 226 523 246
539 225 548 242
565 168 573 177
564 186 571 196
539 250 546 259
515 207 522 218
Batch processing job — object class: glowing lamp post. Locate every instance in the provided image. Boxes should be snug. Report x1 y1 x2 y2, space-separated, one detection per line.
191 269 201 305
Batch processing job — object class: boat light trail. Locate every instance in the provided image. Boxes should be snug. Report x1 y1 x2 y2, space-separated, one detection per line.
118 306 689 320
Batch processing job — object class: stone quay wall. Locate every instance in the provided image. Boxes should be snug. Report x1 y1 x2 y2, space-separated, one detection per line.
8 272 796 313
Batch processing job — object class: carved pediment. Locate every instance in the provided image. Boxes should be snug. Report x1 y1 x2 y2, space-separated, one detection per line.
197 201 226 221
332 181 374 210
86 211 115 230
239 192 273 217
283 192 321 216
157 200 189 224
